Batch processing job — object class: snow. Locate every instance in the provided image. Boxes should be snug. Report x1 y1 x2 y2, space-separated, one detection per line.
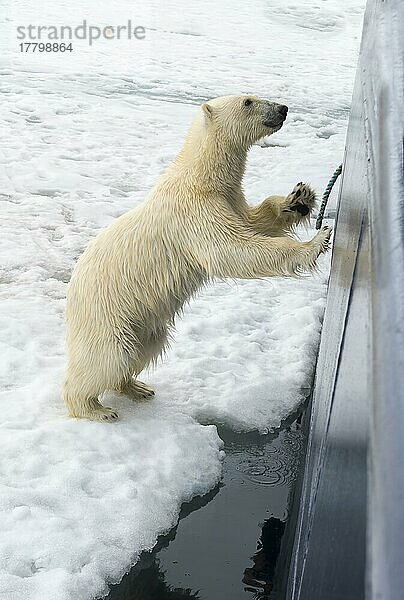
151 274 328 432
0 405 222 600
1 0 364 598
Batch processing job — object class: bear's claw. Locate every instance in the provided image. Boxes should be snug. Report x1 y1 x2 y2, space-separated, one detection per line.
102 409 119 421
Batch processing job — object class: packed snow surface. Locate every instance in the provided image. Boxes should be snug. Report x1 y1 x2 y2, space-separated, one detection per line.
0 0 364 598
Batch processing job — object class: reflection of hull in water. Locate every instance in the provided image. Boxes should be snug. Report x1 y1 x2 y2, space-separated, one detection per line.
106 424 305 600
243 517 286 598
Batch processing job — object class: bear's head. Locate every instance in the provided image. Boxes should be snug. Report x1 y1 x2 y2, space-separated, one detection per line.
201 95 288 148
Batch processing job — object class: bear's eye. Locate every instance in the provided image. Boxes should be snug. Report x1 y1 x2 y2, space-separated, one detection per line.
244 99 253 107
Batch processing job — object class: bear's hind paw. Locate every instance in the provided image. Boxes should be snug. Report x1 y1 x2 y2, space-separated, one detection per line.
98 407 119 421
69 404 119 422
118 379 155 401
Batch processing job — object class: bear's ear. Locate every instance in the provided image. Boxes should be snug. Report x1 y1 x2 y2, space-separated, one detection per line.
202 103 214 120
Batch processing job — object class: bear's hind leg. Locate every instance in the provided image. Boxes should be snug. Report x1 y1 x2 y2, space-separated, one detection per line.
63 351 126 421
116 328 167 400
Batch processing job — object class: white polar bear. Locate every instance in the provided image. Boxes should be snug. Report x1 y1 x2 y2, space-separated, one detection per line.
63 95 331 421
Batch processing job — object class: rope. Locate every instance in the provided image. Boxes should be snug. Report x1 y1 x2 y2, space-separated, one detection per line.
315 163 342 229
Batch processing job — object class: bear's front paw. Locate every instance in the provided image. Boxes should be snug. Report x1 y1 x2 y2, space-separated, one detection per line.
313 225 333 255
284 182 316 217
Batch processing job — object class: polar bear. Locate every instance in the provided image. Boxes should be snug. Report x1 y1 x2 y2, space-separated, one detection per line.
63 95 331 421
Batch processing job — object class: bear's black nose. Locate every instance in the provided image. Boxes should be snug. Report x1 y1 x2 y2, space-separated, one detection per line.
278 105 288 117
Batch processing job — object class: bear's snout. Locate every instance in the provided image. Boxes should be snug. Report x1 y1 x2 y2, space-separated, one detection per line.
278 104 288 118
262 103 288 128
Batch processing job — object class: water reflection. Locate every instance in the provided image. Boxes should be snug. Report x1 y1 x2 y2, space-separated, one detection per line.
106 421 304 600
112 562 200 599
107 514 287 600
243 517 286 599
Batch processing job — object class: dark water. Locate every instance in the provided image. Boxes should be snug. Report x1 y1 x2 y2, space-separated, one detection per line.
105 420 306 600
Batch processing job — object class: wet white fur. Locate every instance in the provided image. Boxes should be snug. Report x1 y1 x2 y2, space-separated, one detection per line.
63 95 331 420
